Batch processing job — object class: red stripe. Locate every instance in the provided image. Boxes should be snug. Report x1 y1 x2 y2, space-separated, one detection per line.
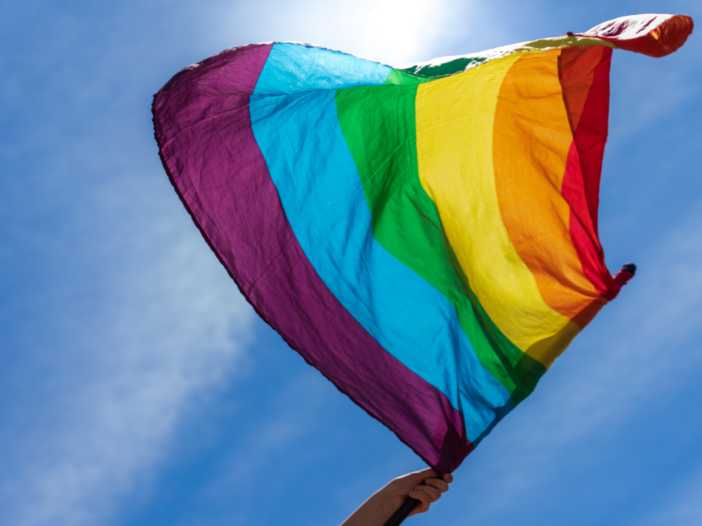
580 15 694 58
560 46 620 302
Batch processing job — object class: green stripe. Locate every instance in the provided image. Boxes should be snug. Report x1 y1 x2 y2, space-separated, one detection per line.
336 71 545 404
382 68 435 85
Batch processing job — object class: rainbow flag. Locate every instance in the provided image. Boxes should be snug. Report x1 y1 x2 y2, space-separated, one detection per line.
153 14 693 474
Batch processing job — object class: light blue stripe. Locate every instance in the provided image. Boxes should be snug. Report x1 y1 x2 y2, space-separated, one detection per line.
250 43 511 442
253 43 393 95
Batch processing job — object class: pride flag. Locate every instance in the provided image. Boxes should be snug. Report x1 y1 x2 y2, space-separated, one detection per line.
153 14 693 474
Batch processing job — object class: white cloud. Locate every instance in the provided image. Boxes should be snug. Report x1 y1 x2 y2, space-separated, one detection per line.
0 174 254 526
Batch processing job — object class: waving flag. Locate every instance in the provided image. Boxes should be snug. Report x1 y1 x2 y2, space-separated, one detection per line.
153 14 693 474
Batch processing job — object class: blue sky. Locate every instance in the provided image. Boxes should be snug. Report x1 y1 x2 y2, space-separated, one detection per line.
1 1 700 525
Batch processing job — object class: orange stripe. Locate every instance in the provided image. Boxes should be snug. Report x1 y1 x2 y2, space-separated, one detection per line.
493 49 601 321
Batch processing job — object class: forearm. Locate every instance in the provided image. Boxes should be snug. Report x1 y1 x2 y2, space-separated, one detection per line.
340 469 452 526
341 486 395 526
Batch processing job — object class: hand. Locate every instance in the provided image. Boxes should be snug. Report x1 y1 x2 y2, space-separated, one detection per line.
341 468 454 526
385 468 454 517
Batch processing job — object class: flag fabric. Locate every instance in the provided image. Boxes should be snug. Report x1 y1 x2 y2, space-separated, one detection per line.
152 14 693 474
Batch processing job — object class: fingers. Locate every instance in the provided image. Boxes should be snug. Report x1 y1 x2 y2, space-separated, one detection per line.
422 472 453 494
410 484 441 503
407 473 454 516
409 485 438 514
424 477 449 493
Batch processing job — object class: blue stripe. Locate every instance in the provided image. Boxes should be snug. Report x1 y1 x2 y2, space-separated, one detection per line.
250 43 511 442
252 43 393 95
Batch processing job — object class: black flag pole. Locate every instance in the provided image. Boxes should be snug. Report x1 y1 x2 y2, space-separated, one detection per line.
382 497 420 526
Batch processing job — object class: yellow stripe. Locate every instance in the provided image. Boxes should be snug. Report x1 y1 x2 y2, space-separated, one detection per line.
415 53 578 364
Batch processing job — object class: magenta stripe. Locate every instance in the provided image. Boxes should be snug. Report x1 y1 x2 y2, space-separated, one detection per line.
152 44 471 473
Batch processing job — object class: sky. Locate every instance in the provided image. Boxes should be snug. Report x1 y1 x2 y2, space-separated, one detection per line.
0 1 700 525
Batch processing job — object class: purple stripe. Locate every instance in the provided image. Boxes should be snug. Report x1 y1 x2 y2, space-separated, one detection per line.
152 43 471 473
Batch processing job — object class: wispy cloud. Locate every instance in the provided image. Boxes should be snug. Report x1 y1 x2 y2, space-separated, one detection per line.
0 3 264 524
0 173 254 526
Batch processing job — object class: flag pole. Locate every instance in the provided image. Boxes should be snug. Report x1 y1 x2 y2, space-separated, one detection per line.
382 497 420 526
